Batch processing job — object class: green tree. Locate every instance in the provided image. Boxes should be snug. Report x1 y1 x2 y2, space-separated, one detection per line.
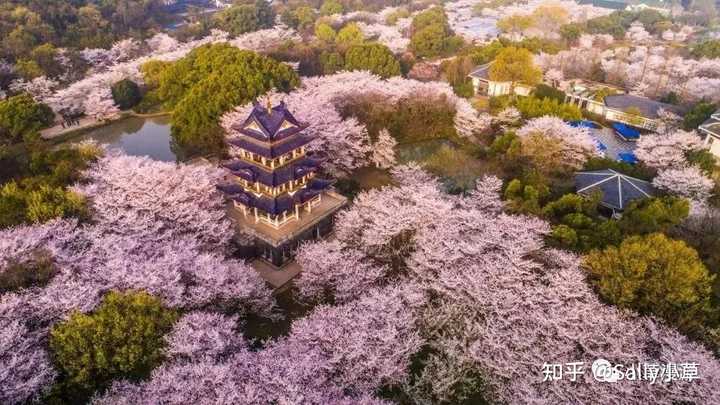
30 43 62 77
213 1 273 37
0 249 56 293
515 96 582 121
691 40 720 59
584 233 715 330
320 0 344 16
320 51 344 74
25 185 86 224
442 56 475 98
344 43 401 78
50 291 178 399
560 22 584 44
337 22 364 46
410 24 448 58
14 58 44 80
468 40 505 65
111 79 142 110
409 7 458 59
0 93 54 145
488 47 542 93
496 14 534 38
314 22 336 43
153 44 299 158
533 84 566 103
619 196 689 236
294 6 317 30
683 101 716 130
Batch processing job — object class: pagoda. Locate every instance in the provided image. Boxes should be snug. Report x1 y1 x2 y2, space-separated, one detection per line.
217 100 347 267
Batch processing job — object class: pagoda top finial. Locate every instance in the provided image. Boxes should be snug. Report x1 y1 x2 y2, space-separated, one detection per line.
266 97 272 114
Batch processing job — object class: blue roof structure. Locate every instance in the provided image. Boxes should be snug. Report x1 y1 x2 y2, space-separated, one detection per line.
618 151 638 165
575 169 656 211
569 120 602 129
612 122 640 141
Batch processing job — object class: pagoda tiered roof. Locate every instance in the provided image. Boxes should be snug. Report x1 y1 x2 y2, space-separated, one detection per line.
232 101 310 142
222 155 323 187
218 178 334 216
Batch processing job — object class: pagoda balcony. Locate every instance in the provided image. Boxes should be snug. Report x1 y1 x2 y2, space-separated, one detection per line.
231 146 307 171
233 194 323 230
234 173 315 198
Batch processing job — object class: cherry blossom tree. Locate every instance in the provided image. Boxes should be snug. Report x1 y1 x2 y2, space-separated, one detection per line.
372 129 397 169
95 286 422 404
84 87 120 120
626 22 651 44
356 21 410 53
653 166 715 202
517 116 599 170
635 130 706 169
0 321 57 404
9 76 59 102
223 72 490 175
164 312 244 361
72 154 234 250
146 33 181 54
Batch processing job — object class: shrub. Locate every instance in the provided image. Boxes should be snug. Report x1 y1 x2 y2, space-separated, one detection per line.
337 22 364 45
584 233 715 331
0 249 57 293
515 96 582 120
344 43 401 78
423 145 487 194
340 93 457 143
683 101 716 130
111 79 142 110
50 291 178 398
0 94 54 145
533 84 566 103
618 196 689 236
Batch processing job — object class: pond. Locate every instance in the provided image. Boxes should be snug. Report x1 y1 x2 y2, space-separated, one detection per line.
68 115 176 162
395 138 458 163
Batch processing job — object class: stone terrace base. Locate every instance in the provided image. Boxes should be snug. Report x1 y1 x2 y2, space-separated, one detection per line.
251 259 302 292
229 191 347 267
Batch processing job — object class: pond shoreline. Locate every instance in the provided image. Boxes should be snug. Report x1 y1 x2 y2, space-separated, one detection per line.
42 111 172 145
60 114 177 162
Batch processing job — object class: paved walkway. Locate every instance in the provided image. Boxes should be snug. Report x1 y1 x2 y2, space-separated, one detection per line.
251 259 302 292
590 127 637 160
40 116 110 140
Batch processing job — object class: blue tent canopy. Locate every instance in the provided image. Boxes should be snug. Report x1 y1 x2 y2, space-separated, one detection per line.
592 138 608 152
618 151 638 164
569 120 601 129
612 122 640 141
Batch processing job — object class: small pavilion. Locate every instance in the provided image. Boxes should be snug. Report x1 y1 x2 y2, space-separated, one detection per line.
575 169 657 215
217 101 347 267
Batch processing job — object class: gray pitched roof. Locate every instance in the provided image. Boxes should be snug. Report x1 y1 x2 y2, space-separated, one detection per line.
468 63 491 81
575 169 656 211
603 94 685 119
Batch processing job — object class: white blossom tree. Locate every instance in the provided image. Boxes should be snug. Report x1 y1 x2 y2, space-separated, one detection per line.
635 130 706 169
653 166 715 202
371 129 397 169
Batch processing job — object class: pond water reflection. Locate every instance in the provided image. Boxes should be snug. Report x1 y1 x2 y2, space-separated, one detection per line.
69 115 176 162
